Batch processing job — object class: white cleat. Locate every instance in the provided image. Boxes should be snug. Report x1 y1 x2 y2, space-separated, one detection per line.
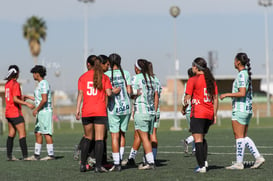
251 156 265 169
226 162 244 170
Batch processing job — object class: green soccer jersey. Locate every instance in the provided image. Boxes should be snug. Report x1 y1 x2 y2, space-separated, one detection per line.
34 80 52 112
183 83 192 115
132 73 157 115
105 69 131 115
154 76 162 114
232 69 252 113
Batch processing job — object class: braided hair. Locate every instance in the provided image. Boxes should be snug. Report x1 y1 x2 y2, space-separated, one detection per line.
136 59 154 91
108 53 127 87
193 57 216 99
235 52 252 91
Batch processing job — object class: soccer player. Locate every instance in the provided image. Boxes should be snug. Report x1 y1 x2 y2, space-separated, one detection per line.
26 65 55 161
181 68 196 155
131 59 158 170
76 55 120 173
183 57 218 173
4 65 34 161
220 52 265 170
105 53 132 171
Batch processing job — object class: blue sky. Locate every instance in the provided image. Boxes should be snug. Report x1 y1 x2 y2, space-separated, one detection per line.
0 0 273 93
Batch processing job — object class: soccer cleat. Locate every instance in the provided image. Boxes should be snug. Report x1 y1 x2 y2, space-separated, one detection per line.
251 156 265 169
109 164 122 172
121 158 136 167
80 164 87 172
87 156 96 167
40 155 55 161
138 163 155 170
94 166 108 173
25 155 40 161
73 145 80 161
226 162 244 170
194 166 206 173
7 156 19 161
182 139 189 154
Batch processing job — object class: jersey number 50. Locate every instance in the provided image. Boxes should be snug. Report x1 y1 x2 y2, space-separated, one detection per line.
87 81 97 96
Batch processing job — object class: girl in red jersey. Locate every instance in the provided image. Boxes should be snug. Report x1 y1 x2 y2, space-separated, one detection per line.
4 65 34 160
76 55 120 173
183 58 218 173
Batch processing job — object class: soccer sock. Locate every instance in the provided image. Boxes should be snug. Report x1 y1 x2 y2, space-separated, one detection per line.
102 139 107 164
245 137 261 158
145 152 155 164
80 138 90 165
78 136 85 150
192 142 196 152
89 140 95 158
152 148 157 161
34 143 42 156
112 152 120 165
6 136 14 158
186 135 194 144
236 138 245 163
46 144 54 156
195 142 205 167
119 147 125 161
203 139 208 162
19 137 28 158
95 140 104 167
128 148 138 160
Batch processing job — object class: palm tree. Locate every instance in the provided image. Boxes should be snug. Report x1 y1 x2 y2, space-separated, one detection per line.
23 16 47 64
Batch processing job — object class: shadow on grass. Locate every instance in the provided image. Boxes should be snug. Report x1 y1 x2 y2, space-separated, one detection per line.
54 156 64 160
207 165 225 170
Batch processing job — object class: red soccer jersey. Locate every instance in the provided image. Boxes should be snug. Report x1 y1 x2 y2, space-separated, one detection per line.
5 80 23 118
185 74 218 120
78 70 112 117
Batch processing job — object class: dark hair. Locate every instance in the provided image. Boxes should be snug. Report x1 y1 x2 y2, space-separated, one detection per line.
5 65 19 80
30 65 47 78
86 55 103 90
108 53 127 87
193 57 216 98
97 54 109 65
235 52 252 91
147 61 155 78
187 68 195 78
136 59 154 91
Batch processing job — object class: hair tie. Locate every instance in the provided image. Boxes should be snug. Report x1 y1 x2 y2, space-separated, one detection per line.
135 60 142 70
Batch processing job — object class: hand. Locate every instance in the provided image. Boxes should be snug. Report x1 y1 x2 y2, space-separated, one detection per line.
181 108 186 115
112 87 121 94
32 109 38 117
213 115 217 124
75 112 81 120
26 102 35 109
220 94 226 100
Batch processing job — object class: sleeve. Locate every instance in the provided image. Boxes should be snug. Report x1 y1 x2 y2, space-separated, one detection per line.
238 72 247 88
125 71 131 86
12 82 21 97
40 81 49 94
78 77 83 91
103 75 112 90
185 77 194 96
131 76 139 90
214 82 218 95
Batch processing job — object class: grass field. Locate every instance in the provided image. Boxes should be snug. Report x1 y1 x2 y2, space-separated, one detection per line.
0 118 273 181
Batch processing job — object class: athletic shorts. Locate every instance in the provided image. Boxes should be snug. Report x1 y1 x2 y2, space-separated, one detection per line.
108 113 131 133
134 113 155 134
6 116 25 127
190 117 212 134
232 111 252 125
35 111 53 135
82 116 108 126
153 113 160 128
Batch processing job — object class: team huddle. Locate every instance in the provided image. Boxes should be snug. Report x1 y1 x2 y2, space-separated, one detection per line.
4 52 265 174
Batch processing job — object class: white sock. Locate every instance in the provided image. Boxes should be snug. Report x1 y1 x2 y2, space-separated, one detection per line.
145 152 154 164
152 148 157 160
245 137 261 159
35 143 42 156
186 135 194 144
46 144 54 156
112 152 120 165
236 138 245 163
119 147 125 160
128 148 138 159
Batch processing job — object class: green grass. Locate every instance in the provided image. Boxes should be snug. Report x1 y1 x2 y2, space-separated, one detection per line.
0 118 273 181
